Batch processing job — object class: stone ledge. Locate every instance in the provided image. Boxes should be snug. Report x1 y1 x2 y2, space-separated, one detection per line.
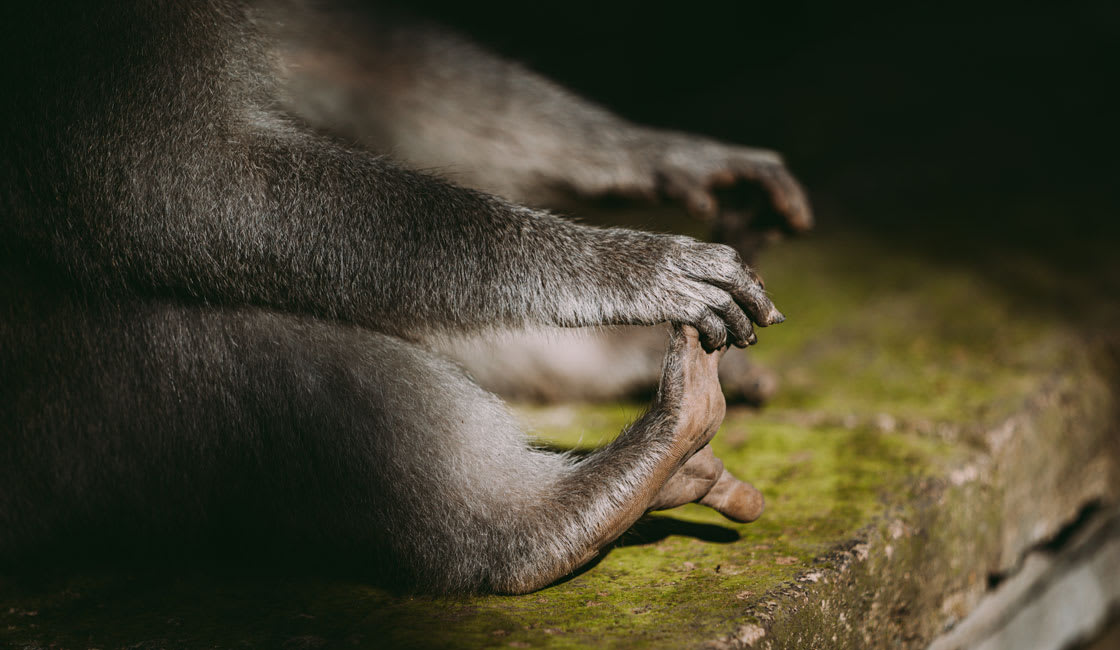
2 234 1116 649
928 506 1120 650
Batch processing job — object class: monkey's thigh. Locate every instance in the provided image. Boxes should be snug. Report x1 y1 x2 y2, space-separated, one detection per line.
0 298 563 583
440 326 776 404
437 327 664 402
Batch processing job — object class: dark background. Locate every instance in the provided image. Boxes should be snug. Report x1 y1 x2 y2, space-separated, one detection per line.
396 0 1117 282
1 5 1116 647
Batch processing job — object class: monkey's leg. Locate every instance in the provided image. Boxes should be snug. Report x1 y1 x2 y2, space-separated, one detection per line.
483 325 732 593
11 5 783 352
0 294 578 591
1 293 726 593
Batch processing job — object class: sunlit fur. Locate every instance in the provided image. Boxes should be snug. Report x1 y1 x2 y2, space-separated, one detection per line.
0 1 784 592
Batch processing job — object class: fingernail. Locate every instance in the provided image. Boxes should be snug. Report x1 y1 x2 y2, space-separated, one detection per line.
747 332 758 345
768 308 785 325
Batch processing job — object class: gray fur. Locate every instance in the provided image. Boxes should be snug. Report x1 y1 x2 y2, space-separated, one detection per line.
0 0 788 592
267 1 811 220
267 0 806 404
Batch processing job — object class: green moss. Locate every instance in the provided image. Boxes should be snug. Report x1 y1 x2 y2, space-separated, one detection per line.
0 412 954 649
0 232 1085 649
748 235 1069 429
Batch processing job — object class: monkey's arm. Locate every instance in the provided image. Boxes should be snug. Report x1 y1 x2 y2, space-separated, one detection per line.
268 5 812 257
13 118 778 348
3 3 780 345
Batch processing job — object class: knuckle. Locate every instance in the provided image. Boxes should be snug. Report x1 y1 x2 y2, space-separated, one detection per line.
668 234 698 250
696 284 727 305
722 303 749 329
741 266 765 290
729 147 783 169
758 151 785 167
679 306 709 330
730 316 752 335
697 244 743 275
702 459 725 483
698 313 724 337
703 242 739 261
699 308 721 327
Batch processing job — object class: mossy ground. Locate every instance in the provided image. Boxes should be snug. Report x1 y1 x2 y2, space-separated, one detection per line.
0 233 1081 649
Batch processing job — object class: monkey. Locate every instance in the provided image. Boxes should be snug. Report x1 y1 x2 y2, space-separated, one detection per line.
266 1 813 405
0 1 801 593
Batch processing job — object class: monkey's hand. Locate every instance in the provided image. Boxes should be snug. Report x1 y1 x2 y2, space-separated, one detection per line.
634 131 813 262
604 234 783 353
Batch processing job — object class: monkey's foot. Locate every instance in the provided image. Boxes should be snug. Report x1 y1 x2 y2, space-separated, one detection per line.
649 444 764 523
564 325 729 566
654 326 728 461
648 327 763 523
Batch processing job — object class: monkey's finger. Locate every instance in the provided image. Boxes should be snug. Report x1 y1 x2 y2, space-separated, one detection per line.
684 188 717 219
660 169 718 219
667 324 729 364
693 310 728 353
711 297 755 348
714 266 783 327
672 324 728 362
649 445 724 511
752 164 814 233
698 468 765 523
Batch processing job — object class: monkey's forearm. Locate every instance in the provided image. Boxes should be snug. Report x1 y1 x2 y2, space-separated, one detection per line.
271 6 662 203
271 7 811 238
21 127 743 339
5 0 779 346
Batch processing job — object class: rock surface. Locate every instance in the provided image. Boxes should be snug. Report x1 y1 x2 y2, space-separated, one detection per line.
2 233 1117 649
928 506 1120 650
